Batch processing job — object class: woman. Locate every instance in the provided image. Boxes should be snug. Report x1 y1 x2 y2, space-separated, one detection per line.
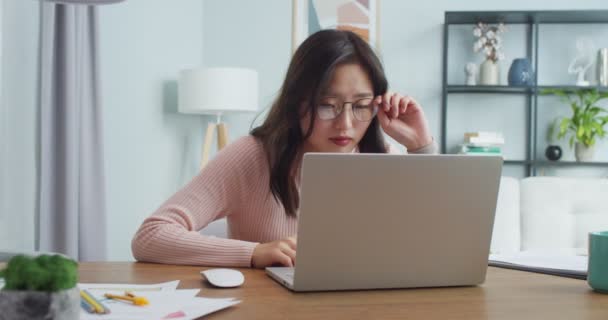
132 30 437 268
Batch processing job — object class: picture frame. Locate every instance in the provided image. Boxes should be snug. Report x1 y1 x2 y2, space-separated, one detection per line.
291 0 380 53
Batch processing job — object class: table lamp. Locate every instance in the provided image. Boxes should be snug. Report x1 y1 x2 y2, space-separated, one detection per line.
178 67 259 169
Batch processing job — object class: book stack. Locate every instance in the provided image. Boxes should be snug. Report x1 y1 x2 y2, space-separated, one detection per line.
460 131 505 157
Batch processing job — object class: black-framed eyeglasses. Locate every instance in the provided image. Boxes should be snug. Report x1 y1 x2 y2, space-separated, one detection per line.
316 97 377 122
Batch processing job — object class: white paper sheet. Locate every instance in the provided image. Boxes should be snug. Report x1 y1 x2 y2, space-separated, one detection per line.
79 280 180 292
79 281 240 320
489 251 588 279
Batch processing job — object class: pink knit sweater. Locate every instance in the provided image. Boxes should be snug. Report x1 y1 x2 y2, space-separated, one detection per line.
131 135 438 267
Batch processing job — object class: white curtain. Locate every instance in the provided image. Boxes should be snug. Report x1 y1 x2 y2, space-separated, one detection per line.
37 2 109 261
0 0 124 261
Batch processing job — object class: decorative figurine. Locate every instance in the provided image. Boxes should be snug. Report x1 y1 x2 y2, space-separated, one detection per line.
465 62 478 85
568 37 595 86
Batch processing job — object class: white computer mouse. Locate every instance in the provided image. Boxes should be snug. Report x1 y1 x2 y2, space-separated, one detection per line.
201 268 245 288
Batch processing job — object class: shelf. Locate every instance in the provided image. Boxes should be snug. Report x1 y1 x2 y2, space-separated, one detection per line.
447 85 532 94
504 160 529 165
445 10 608 25
441 10 608 177
533 161 608 168
446 85 608 95
537 85 608 94
501 160 608 167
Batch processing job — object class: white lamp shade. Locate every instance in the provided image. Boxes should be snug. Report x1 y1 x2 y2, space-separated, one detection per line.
178 67 259 115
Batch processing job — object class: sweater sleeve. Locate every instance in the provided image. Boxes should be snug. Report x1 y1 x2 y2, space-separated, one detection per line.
131 136 262 267
408 138 440 154
386 137 440 155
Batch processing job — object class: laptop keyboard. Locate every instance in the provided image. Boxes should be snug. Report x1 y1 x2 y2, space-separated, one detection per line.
273 268 295 281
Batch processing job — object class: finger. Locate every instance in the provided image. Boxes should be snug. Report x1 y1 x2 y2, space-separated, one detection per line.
277 250 294 267
404 96 421 114
280 246 297 265
376 106 390 127
399 96 409 113
279 255 293 267
374 95 383 107
285 237 297 250
391 94 401 118
400 96 413 115
382 92 393 112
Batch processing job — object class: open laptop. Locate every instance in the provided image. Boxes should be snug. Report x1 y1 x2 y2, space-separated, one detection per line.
266 153 503 292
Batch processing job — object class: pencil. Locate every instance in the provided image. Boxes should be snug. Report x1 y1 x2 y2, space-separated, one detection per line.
80 298 95 314
104 292 149 306
81 290 111 314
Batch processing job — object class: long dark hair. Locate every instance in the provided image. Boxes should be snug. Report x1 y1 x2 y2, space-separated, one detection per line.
250 30 388 217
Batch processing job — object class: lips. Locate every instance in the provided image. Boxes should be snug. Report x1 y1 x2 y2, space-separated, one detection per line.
329 136 352 146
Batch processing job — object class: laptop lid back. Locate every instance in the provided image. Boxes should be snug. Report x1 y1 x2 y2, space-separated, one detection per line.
293 154 503 291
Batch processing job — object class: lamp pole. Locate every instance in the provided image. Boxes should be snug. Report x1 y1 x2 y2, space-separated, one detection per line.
200 113 229 170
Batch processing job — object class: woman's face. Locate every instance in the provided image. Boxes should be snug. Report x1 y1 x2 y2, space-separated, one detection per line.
300 63 375 153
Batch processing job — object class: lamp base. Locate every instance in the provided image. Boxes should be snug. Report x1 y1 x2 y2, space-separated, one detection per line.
200 122 229 169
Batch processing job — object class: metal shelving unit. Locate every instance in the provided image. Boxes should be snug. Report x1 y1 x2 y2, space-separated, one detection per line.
441 10 608 177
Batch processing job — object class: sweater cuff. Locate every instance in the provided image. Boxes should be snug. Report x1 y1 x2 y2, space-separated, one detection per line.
408 137 439 154
232 240 259 268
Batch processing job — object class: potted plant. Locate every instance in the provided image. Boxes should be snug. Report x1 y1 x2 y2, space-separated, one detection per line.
0 254 80 320
543 88 608 161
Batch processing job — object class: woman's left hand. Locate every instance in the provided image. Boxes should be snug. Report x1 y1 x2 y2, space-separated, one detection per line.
375 92 433 151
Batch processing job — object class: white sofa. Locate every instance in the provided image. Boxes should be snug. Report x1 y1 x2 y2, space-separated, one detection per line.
202 176 608 255
491 176 608 255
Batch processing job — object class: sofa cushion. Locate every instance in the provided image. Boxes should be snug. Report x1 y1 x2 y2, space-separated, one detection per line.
521 177 608 254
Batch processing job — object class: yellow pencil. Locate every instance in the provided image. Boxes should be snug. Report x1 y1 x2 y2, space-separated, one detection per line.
80 290 102 313
104 292 149 306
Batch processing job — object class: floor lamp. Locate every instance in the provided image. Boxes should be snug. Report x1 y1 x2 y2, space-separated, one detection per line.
178 67 259 169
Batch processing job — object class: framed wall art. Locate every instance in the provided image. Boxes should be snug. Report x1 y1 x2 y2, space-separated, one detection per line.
292 0 380 53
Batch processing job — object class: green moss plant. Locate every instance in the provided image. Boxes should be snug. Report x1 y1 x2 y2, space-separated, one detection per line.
0 254 78 292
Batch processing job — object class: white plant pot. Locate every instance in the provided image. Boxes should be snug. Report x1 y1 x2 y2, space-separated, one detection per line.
575 142 595 162
0 287 80 320
480 59 500 85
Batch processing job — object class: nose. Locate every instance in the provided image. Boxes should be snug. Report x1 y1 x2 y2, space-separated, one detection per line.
334 104 354 130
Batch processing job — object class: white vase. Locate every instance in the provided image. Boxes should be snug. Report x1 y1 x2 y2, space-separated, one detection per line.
575 142 595 162
480 59 500 85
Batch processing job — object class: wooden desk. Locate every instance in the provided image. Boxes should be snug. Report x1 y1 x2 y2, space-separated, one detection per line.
79 262 608 320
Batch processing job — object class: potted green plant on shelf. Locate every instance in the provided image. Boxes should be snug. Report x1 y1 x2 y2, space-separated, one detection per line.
542 88 608 162
0 254 80 320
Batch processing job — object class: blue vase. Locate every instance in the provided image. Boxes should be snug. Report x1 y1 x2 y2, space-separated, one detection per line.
508 58 534 86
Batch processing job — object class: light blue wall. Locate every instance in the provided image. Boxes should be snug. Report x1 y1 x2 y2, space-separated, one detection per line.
99 0 205 260
201 0 292 145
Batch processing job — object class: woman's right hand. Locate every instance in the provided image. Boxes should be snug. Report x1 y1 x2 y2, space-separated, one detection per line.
251 236 297 268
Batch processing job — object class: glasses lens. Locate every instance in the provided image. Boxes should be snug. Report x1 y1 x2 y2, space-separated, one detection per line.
317 104 337 120
353 98 375 121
